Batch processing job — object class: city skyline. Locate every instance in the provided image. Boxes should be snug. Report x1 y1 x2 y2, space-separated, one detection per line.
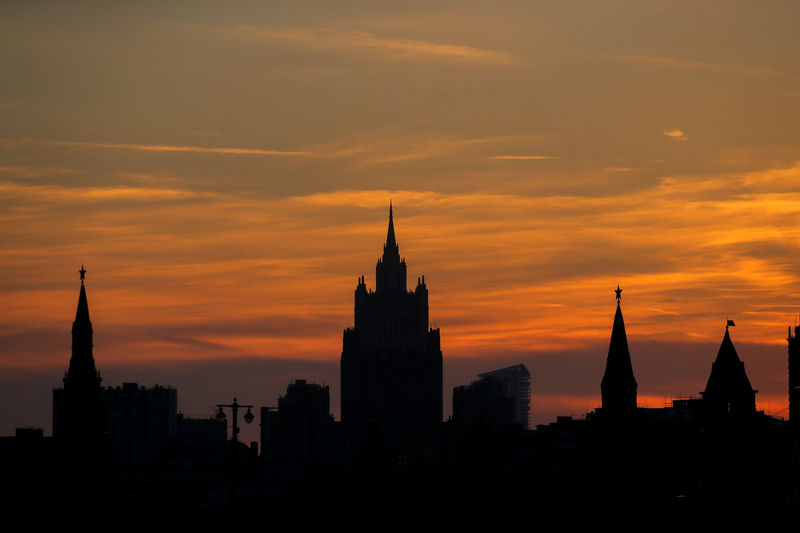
1 209 793 441
2 2 800 438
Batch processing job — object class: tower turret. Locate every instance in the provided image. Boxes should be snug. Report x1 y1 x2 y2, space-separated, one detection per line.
701 321 757 420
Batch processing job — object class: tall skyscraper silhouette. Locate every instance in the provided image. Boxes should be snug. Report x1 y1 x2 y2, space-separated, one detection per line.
341 204 443 461
600 285 638 415
52 266 105 441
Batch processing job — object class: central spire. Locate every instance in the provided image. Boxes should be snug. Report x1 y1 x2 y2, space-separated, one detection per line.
384 201 398 259
376 202 406 293
75 272 91 325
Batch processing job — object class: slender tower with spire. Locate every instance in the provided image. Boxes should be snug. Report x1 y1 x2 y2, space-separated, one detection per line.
53 266 105 441
600 285 638 415
341 204 443 461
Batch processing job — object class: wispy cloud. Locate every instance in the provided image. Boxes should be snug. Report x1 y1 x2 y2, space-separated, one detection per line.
0 166 75 178
304 132 524 166
361 137 500 164
0 181 218 202
2 135 530 164
663 129 688 141
227 26 517 66
610 53 800 80
605 167 643 172
490 155 559 161
0 138 316 157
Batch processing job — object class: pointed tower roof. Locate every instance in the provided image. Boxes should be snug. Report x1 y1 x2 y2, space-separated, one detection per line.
67 265 98 384
385 201 397 250
715 326 740 366
703 323 756 411
376 202 407 293
381 201 400 264
607 299 635 377
75 272 91 326
601 285 637 412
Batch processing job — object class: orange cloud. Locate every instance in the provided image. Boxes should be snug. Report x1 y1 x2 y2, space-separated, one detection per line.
604 167 642 172
490 155 559 160
663 129 688 141
227 26 517 66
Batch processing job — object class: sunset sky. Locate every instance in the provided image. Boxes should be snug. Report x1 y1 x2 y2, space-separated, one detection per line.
2 1 800 441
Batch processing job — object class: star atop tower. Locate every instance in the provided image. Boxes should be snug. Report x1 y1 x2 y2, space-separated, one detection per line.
75 268 91 325
615 284 622 302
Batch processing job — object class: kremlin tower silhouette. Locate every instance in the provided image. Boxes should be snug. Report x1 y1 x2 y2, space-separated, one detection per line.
340 204 443 461
50 267 113 511
600 285 638 417
52 266 105 443
702 321 757 420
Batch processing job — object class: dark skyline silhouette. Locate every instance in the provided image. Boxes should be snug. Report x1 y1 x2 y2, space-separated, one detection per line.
6 210 797 439
2 210 799 527
2 0 798 451
3 4 800 527
5 210 795 440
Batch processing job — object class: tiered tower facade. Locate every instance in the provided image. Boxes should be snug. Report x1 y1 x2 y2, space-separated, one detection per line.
341 204 443 460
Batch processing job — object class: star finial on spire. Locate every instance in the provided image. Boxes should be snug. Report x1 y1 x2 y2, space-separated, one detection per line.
390 200 393 219
615 284 622 302
79 265 86 284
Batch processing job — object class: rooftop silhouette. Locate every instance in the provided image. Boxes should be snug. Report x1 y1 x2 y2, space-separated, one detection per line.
702 322 757 419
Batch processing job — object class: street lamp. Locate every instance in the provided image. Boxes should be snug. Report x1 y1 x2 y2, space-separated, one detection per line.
215 397 255 442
